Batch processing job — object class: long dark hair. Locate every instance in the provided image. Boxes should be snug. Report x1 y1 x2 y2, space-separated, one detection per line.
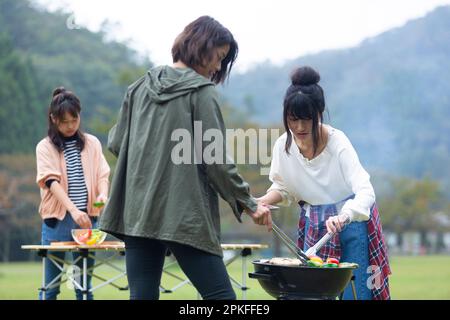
171 15 238 84
283 66 325 155
47 87 85 152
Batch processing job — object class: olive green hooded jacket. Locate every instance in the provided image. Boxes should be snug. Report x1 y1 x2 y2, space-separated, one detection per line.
99 66 258 256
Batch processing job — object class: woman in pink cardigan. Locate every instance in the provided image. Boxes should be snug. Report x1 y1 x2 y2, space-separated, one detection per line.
35 87 110 300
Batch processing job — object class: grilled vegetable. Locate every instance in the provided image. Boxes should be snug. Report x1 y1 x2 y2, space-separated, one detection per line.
308 256 324 265
322 263 338 268
307 260 323 267
326 258 340 265
338 262 359 268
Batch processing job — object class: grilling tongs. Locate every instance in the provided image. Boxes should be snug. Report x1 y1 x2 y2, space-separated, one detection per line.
304 215 351 257
267 205 350 263
266 205 310 264
271 223 310 264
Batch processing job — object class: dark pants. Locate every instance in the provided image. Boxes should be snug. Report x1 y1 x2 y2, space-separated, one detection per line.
123 235 236 300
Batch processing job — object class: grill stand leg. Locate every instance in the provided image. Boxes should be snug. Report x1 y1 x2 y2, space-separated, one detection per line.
339 275 357 300
351 275 357 300
241 248 252 300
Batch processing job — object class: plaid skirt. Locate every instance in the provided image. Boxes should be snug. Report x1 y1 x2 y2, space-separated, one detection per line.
297 196 392 300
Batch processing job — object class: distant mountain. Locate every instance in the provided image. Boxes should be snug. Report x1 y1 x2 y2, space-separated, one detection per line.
220 6 450 189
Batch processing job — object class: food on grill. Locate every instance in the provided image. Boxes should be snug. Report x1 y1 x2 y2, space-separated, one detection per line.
322 263 338 268
259 256 358 269
306 257 358 268
308 256 324 266
322 257 339 267
326 257 340 265
262 257 304 266
338 262 359 268
307 260 323 267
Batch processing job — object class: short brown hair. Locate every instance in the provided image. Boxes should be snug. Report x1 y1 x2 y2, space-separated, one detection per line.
172 16 238 84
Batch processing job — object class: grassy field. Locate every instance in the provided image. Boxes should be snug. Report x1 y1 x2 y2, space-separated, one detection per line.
0 255 449 300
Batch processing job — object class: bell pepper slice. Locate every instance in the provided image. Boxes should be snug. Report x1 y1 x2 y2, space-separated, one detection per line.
322 263 338 268
326 258 340 265
309 256 324 264
307 260 323 267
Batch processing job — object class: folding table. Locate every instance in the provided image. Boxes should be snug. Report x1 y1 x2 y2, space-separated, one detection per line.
21 241 127 300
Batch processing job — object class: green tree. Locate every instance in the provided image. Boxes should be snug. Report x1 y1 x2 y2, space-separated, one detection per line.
379 177 446 247
0 32 47 153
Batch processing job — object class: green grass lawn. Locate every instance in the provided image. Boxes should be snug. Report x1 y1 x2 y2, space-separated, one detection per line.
1 255 449 300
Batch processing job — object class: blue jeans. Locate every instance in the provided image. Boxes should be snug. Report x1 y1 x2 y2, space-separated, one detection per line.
39 213 97 300
304 217 373 300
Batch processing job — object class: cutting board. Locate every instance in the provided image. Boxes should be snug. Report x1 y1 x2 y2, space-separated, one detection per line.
50 241 124 246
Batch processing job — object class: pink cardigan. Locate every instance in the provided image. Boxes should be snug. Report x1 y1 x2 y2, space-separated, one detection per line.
36 134 110 220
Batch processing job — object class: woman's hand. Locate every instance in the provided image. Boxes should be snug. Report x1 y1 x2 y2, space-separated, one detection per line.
47 181 93 228
325 213 350 233
246 202 272 231
95 194 108 207
70 209 92 229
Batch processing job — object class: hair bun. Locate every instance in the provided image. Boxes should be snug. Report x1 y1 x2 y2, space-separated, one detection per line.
52 87 66 97
291 66 320 86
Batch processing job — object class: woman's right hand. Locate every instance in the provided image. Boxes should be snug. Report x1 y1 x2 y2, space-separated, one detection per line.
325 213 350 234
246 202 272 231
47 181 93 229
70 209 92 229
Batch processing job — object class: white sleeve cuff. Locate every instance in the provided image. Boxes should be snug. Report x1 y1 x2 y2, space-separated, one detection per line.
267 186 295 206
341 199 370 222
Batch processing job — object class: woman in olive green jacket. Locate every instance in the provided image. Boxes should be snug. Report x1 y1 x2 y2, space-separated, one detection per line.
100 16 271 300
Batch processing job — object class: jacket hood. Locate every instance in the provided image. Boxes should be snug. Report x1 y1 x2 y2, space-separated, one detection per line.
144 65 213 103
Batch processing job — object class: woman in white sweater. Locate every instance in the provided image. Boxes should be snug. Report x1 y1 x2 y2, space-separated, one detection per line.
258 66 391 300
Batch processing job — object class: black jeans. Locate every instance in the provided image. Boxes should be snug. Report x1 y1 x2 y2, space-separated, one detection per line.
123 235 236 300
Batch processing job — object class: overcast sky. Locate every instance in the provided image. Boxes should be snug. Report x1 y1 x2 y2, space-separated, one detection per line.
36 0 450 71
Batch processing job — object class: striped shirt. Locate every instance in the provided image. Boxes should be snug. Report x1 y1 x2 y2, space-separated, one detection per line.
63 137 88 210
